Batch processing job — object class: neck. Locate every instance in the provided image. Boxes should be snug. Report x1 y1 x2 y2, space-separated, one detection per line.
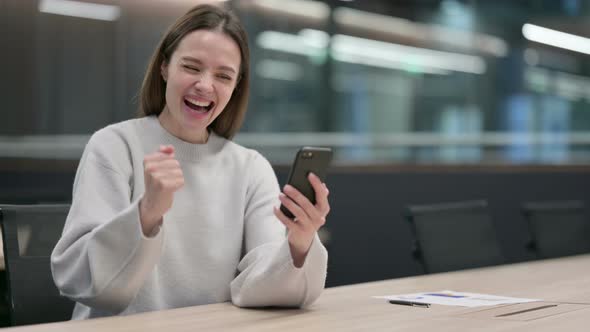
158 107 209 144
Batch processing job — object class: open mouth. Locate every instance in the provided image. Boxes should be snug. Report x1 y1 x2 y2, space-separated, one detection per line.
184 98 214 113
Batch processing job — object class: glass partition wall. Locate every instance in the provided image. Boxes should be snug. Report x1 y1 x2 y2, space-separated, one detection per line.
2 0 590 165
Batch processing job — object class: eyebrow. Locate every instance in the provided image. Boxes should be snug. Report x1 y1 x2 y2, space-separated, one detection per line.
180 56 238 74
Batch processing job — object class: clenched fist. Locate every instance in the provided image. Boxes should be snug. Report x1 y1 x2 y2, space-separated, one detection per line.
139 145 184 236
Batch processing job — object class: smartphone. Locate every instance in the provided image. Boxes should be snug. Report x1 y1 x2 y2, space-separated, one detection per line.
280 146 333 219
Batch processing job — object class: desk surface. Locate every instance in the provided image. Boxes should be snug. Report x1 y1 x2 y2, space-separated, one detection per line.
7 254 590 331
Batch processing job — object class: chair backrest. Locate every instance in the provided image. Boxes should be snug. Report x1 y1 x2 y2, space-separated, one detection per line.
406 200 505 274
522 200 590 259
0 204 75 326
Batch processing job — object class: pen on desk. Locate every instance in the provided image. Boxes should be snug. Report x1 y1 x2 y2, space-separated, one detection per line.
389 300 430 308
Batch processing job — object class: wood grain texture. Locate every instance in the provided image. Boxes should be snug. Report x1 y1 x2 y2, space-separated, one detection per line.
4 254 590 331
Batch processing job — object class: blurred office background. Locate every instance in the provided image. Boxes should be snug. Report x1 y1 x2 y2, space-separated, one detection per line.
1 0 590 289
2 0 590 164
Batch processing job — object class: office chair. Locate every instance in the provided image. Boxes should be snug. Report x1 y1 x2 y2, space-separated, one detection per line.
522 200 590 259
0 204 75 326
406 200 505 274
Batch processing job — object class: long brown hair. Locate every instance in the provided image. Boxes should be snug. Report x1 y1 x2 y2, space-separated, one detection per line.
138 4 250 139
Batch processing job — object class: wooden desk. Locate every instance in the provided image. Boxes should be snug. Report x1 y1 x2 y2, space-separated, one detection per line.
6 254 590 331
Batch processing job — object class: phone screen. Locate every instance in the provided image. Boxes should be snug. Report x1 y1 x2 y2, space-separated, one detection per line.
280 147 332 219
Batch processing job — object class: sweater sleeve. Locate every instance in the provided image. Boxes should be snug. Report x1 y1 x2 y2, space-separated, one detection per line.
230 152 328 308
50 132 164 314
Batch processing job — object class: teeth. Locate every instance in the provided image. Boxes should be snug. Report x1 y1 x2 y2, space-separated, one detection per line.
186 98 211 107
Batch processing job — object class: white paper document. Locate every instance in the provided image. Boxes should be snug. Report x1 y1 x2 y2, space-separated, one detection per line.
374 290 540 307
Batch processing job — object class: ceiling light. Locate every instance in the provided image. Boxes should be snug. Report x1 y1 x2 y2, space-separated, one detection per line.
39 0 121 22
522 23 590 55
251 0 329 21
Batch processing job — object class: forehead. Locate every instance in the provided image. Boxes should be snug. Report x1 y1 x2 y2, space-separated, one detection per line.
173 29 241 70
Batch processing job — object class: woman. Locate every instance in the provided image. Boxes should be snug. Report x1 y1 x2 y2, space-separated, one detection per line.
51 4 330 319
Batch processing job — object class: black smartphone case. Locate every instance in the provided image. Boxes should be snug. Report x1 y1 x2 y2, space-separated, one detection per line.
280 147 333 219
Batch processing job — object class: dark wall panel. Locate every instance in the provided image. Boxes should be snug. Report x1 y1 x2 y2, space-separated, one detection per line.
277 167 590 286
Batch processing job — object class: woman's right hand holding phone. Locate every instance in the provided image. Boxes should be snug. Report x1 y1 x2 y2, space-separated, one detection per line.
139 145 184 236
274 173 330 267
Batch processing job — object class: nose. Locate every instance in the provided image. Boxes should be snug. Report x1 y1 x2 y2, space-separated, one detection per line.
194 73 214 94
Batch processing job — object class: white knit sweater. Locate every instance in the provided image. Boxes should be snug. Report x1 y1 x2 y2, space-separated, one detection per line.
50 116 328 319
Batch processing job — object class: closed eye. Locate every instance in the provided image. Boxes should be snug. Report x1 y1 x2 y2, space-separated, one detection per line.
182 65 200 72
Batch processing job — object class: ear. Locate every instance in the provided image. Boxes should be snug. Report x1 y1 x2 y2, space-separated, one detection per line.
160 62 169 82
